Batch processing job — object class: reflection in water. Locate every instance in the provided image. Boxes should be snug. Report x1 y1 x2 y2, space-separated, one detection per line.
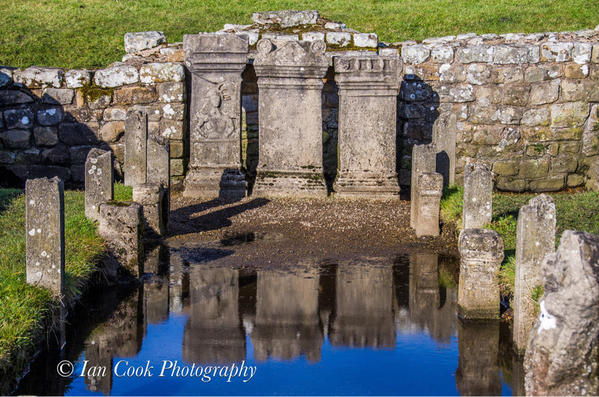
183 267 246 364
456 319 501 396
330 261 395 348
15 247 516 396
250 268 323 362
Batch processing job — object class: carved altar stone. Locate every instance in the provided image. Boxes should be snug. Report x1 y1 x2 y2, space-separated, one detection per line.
253 39 329 197
183 33 248 200
334 55 401 197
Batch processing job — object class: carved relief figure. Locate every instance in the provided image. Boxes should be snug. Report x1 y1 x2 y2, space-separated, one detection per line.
194 82 237 140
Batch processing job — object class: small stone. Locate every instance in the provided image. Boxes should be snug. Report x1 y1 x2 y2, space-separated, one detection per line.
4 108 34 129
114 86 157 105
551 102 590 128
0 90 34 106
467 64 490 85
100 121 125 143
402 45 430 64
302 32 325 42
94 64 139 88
324 21 346 30
36 107 64 126
103 107 128 121
572 42 592 64
157 82 185 103
456 46 494 63
540 42 573 62
1 129 31 149
251 10 319 27
326 32 351 47
124 31 166 54
353 33 377 48
139 63 185 84
65 69 92 88
431 46 454 63
529 80 560 105
236 31 259 46
14 67 63 88
33 126 59 146
41 88 74 105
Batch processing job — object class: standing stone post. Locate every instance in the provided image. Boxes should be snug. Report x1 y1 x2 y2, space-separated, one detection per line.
513 194 556 354
25 177 65 296
98 202 144 278
147 133 170 233
432 112 458 188
85 149 114 222
133 183 167 238
410 144 436 228
414 172 443 237
462 162 493 229
525 231 599 396
183 33 248 200
458 228 504 319
124 110 147 187
333 55 401 197
253 39 329 196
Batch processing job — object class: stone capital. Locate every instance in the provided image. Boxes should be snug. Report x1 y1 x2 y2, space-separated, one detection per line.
334 55 401 95
184 33 249 74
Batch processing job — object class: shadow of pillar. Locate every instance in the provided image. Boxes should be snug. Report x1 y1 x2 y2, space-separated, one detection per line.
456 319 501 396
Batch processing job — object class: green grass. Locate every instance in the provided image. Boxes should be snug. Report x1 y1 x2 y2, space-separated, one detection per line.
0 184 132 363
1 0 598 69
441 186 599 303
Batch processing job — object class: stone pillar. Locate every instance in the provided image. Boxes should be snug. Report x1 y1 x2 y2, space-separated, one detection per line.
329 262 395 348
462 162 493 229
98 202 143 277
25 177 65 296
414 172 443 237
147 132 170 232
253 39 329 197
458 228 504 319
455 319 501 396
524 231 599 396
84 148 113 222
513 194 556 354
133 184 167 238
252 268 323 361
183 33 248 200
124 110 147 187
432 112 458 188
143 276 169 325
333 55 400 197
410 144 436 228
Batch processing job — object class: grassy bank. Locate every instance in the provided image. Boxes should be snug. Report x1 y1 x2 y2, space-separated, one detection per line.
0 184 132 364
440 187 599 303
1 0 598 69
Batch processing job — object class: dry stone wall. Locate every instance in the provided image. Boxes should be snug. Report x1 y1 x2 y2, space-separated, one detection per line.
1 10 598 193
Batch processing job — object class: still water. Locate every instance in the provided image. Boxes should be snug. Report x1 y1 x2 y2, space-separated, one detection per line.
17 245 516 395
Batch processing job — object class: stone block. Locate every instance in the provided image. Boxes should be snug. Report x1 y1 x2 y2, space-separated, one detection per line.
103 107 128 122
37 107 64 126
41 88 74 105
493 160 519 176
251 10 318 27
353 33 378 48
33 126 58 147
551 102 589 128
139 63 185 85
540 42 573 62
124 31 166 53
25 177 65 296
98 202 143 277
513 195 556 354
147 133 170 189
410 144 436 228
529 175 565 192
0 68 12 88
463 162 492 229
160 103 185 120
431 46 454 63
456 46 494 63
529 80 560 105
170 158 184 176
466 64 490 85
414 172 443 237
124 110 147 187
132 183 168 237
458 228 504 319
524 231 599 396
519 158 550 179
114 86 157 105
100 121 125 143
572 42 593 64
326 32 351 47
521 108 550 126
65 69 92 88
85 149 113 221
493 45 539 64
302 32 325 42
1 129 31 149
69 145 92 164
4 108 34 129
14 67 63 88
586 158 599 191
402 45 430 64
94 65 139 88
59 122 98 146
0 90 34 106
157 82 186 103
41 144 70 164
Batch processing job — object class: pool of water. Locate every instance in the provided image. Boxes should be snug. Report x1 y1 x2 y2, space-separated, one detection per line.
16 245 517 395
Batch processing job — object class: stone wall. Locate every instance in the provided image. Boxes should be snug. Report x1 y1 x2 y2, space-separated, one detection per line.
1 11 598 192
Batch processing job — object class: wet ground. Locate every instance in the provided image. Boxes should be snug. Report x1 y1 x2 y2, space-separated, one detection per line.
14 197 522 395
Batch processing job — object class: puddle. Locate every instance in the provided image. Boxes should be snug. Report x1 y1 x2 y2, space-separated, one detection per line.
15 244 517 395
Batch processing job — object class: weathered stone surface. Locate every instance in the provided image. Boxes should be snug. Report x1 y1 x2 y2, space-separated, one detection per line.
326 32 351 47
25 177 65 296
65 69 91 88
59 122 98 146
410 144 436 228
1 129 31 149
124 110 147 187
302 32 325 42
529 79 560 105
41 88 74 105
124 31 166 54
353 33 378 48
432 112 458 187
0 68 12 88
513 195 556 354
253 38 328 196
157 82 185 103
456 46 494 63
430 46 454 63
334 55 400 197
4 108 34 129
100 121 125 143
493 45 539 64
94 65 139 88
183 33 248 200
14 67 63 88
551 102 589 128
414 172 443 237
41 144 70 164
251 10 318 27
458 228 504 319
114 86 157 104
541 42 573 62
586 158 599 191
0 89 34 106
33 126 58 147
98 202 143 277
462 162 492 229
139 63 185 84
132 183 167 237
521 107 550 126
69 145 92 164
85 149 113 221
103 107 127 122
402 45 430 64
147 133 170 189
524 230 599 396
37 107 64 126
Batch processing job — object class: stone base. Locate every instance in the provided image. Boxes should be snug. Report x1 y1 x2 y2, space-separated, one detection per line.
183 167 246 201
253 170 327 197
334 173 400 198
457 304 500 321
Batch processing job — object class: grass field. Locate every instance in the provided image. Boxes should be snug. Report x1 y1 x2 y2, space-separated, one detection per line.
0 184 131 362
1 0 598 69
440 187 599 303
